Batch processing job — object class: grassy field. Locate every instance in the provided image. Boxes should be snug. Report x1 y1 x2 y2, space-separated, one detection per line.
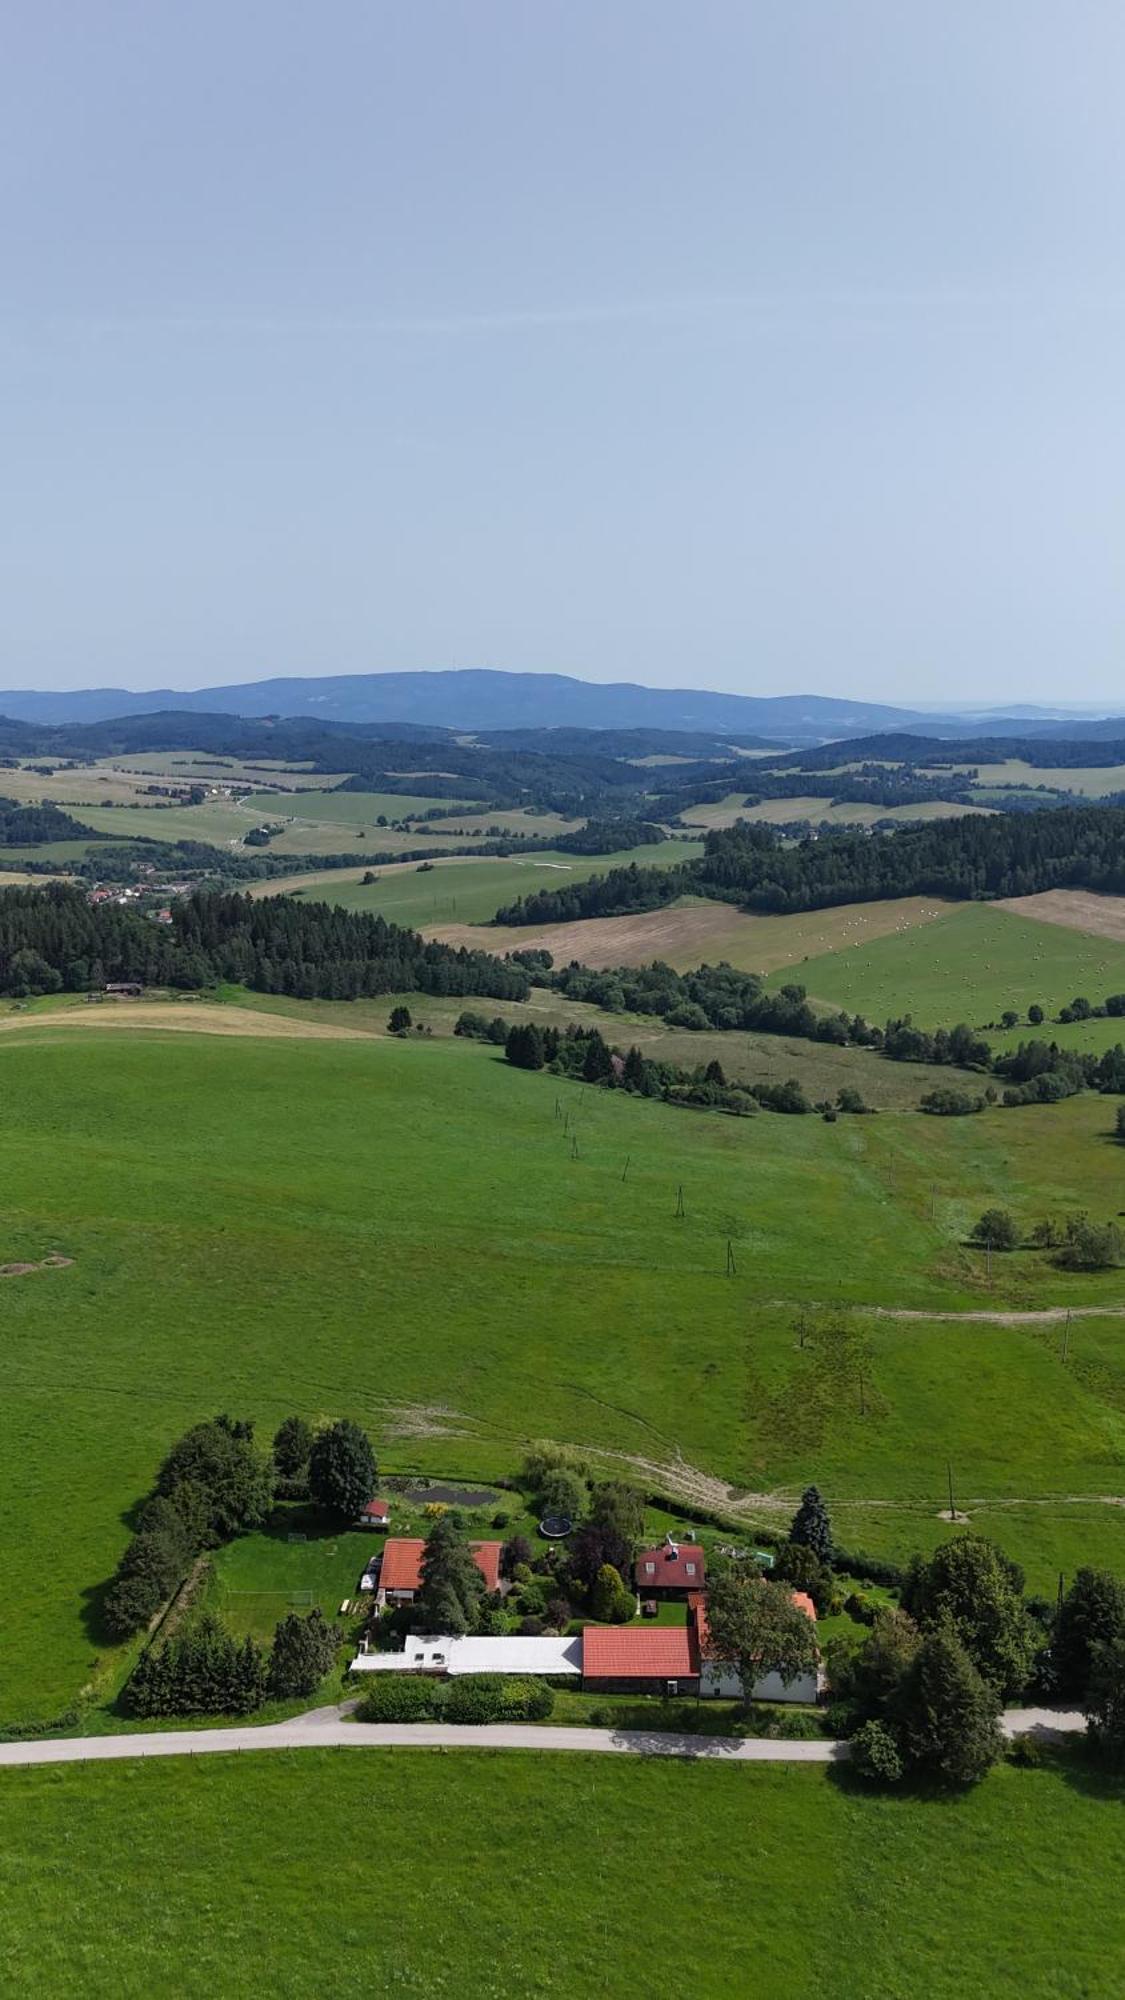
778 903 1125 1029
211 978 991 1109
3 1023 1125 1722
256 840 703 927
924 759 1125 798
679 793 994 830
427 891 957 976
0 1751 1122 1997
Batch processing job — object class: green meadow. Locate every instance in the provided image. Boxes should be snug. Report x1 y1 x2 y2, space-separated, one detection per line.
3 1025 1125 1723
270 838 703 926
1 1750 1122 1997
780 902 1125 1029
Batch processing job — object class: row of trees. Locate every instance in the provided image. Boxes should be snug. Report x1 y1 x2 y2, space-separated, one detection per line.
103 1414 378 1639
971 1206 1123 1270
493 805 1125 925
835 1544 1125 1784
126 1607 341 1718
0 883 530 1002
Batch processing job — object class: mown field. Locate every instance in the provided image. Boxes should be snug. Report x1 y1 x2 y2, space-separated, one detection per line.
3 1024 1125 1724
258 839 703 927
780 902 1125 1029
678 792 994 829
427 891 956 974
1 1751 1122 1998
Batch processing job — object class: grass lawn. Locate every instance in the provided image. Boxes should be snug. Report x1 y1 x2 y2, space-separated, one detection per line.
779 903 1125 1029
3 1027 1125 1725
0 1750 1122 1997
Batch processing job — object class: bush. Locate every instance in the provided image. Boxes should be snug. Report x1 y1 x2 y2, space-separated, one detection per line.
268 1610 341 1699
844 1591 879 1627
833 1548 906 1590
355 1675 444 1722
1007 1732 1044 1768
850 1719 905 1784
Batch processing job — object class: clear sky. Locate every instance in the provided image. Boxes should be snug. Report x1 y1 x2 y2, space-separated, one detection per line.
3 3 1124 703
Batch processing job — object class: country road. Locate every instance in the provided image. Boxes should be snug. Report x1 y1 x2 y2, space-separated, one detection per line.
0 1706 1085 1770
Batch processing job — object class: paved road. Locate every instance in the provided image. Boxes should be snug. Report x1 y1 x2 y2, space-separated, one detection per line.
0 1706 1085 1770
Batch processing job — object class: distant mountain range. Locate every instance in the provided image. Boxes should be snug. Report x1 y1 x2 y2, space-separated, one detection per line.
0 669 1120 745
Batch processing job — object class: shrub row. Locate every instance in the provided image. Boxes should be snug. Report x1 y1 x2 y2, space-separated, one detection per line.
355 1673 555 1724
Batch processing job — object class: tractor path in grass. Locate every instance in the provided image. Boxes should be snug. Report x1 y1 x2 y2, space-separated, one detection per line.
0 1707 1085 1768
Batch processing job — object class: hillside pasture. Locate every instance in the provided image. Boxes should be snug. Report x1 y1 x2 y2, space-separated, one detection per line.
925 759 1125 798
3 1028 1125 1721
995 889 1125 944
779 903 1125 1030
3 1753 1123 1998
678 793 995 830
430 892 958 975
260 839 702 928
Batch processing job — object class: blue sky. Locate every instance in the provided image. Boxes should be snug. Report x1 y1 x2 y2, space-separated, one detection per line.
3 3 1124 702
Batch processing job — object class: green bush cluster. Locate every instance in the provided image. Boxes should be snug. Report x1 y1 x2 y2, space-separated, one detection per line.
355 1673 555 1724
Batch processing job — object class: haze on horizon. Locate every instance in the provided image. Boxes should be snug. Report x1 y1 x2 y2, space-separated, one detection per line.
3 3 1124 707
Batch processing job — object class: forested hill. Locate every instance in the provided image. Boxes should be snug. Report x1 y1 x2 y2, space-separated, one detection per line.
0 885 530 1002
494 804 1125 924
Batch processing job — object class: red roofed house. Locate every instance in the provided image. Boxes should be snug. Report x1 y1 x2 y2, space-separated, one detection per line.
375 1537 503 1607
581 1622 700 1695
357 1498 390 1529
690 1589 819 1704
633 1536 705 1600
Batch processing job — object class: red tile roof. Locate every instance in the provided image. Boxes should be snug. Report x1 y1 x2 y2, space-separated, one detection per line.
634 1543 706 1591
688 1588 817 1660
378 1537 502 1596
360 1499 389 1521
582 1623 698 1680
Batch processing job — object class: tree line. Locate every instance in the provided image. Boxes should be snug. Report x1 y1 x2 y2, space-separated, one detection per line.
0 883 530 1002
493 805 1125 924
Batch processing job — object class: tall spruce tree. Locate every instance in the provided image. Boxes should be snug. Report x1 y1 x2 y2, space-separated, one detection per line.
789 1485 833 1566
416 1515 487 1634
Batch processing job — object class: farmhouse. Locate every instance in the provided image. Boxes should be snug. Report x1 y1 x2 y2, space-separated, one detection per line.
351 1588 819 1704
581 1623 700 1695
690 1590 819 1705
375 1536 503 1606
357 1498 390 1529
633 1536 705 1599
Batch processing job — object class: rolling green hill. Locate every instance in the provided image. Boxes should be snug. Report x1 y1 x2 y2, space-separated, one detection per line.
776 903 1125 1030
4 1025 1125 1724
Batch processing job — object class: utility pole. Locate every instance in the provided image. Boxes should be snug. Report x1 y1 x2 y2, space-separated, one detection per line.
621 1155 630 1183
570 1134 579 1160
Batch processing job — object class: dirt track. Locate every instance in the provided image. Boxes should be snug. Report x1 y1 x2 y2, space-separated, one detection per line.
0 1004 371 1042
996 888 1125 941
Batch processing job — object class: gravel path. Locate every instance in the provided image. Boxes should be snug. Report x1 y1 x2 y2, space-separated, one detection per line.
0 1708 1085 1769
